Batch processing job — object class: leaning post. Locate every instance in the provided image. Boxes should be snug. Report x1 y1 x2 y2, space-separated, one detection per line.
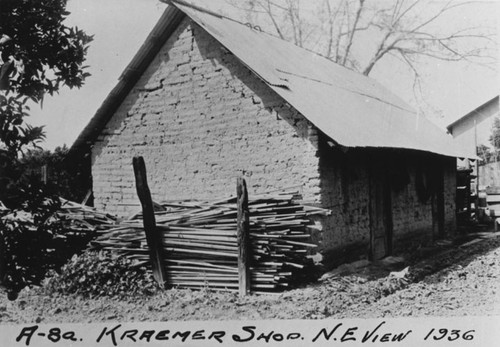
237 177 251 297
133 156 168 289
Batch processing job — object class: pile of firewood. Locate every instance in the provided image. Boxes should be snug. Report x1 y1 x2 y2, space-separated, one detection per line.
91 193 329 292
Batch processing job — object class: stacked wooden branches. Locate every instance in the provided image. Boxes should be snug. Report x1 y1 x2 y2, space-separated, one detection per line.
91 193 329 292
57 198 117 232
1 198 116 232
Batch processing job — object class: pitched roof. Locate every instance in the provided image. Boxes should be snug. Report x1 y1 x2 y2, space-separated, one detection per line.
447 95 500 132
71 0 471 158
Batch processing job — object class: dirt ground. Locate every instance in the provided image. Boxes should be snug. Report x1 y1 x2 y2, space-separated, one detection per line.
1 231 499 324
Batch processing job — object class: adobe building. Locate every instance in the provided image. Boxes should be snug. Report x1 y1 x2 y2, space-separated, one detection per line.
71 0 470 265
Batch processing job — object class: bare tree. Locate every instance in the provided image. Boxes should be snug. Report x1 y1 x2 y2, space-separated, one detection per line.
230 0 497 88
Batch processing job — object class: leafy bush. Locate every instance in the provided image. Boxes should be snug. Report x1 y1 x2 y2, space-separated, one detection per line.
43 251 160 298
0 186 97 297
1 216 60 294
1 194 66 294
16 146 91 203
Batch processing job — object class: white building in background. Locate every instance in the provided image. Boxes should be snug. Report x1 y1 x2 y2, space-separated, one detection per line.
447 96 500 160
447 96 499 220
447 95 500 194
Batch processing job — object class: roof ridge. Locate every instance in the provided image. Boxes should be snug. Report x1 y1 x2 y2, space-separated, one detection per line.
166 0 371 78
166 0 277 37
163 0 223 19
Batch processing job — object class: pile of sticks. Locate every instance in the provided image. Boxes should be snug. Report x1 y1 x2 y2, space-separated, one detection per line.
1 198 116 232
91 193 328 292
56 198 117 233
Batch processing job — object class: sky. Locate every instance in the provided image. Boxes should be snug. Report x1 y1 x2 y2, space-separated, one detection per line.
28 0 168 149
28 0 499 150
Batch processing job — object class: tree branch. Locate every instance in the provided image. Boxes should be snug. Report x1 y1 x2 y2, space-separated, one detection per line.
341 0 365 65
254 0 286 40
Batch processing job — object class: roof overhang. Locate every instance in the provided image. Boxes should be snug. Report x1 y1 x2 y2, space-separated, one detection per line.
447 95 500 133
169 0 473 159
69 6 186 156
70 0 475 160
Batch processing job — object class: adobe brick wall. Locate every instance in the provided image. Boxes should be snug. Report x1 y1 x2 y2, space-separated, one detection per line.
91 17 456 262
313 144 370 257
315 147 456 266
443 157 458 234
391 154 457 248
92 18 321 217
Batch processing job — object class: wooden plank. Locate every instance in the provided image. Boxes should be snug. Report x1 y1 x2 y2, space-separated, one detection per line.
133 156 168 289
237 177 251 297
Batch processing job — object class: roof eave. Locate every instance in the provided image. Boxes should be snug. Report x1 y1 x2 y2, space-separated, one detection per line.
447 95 500 132
69 5 186 156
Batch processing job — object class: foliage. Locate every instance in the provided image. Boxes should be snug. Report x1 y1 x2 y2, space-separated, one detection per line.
0 0 93 202
489 117 500 151
0 2 93 299
479 117 500 164
477 143 493 164
0 179 116 298
17 145 91 203
43 251 160 298
0 95 45 155
1 216 60 295
0 186 82 295
0 145 90 210
0 0 93 101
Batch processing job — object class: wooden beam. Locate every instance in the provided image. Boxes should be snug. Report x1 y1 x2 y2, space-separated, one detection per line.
237 177 251 296
132 156 168 289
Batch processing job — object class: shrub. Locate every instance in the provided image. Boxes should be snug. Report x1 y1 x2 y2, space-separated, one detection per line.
43 251 160 298
0 193 97 296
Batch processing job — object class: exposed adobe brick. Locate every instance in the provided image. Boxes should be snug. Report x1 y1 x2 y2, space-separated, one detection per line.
91 18 456 257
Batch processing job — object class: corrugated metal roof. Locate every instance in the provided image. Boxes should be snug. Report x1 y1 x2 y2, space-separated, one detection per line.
171 0 471 158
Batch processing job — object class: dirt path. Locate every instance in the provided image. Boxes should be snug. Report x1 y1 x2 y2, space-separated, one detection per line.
1 233 499 324
346 241 500 318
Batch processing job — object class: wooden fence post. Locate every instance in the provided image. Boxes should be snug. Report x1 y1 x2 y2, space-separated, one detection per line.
132 156 168 289
237 177 251 296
